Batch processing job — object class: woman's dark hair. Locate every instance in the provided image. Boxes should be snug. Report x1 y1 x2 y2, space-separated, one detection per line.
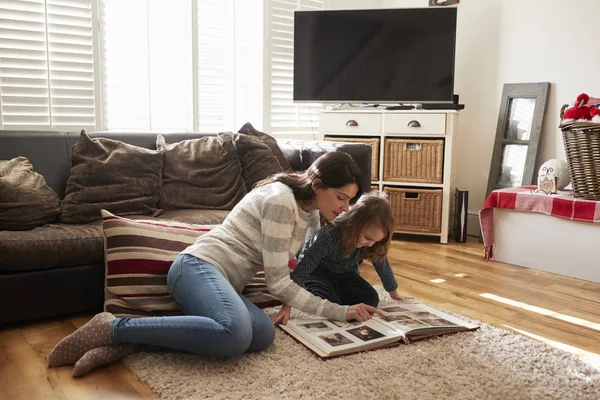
334 191 395 259
256 151 364 204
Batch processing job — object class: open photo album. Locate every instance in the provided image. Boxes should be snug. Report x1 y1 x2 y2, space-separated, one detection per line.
279 303 479 358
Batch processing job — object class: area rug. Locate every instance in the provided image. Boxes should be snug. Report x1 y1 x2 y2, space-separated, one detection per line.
124 289 600 400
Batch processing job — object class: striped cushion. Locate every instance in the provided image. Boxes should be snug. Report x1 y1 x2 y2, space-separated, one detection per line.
101 210 291 317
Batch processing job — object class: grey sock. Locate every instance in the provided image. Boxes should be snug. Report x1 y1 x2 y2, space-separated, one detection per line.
48 312 115 367
72 344 137 377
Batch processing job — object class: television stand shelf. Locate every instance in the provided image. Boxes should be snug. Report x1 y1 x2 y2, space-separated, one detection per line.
320 109 459 243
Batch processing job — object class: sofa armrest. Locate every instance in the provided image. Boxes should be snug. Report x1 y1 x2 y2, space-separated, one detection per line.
277 139 372 193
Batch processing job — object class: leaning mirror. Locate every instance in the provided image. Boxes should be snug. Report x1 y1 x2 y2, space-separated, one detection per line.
485 82 550 195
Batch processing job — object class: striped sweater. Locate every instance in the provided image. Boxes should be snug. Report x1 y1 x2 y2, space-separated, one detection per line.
182 182 348 321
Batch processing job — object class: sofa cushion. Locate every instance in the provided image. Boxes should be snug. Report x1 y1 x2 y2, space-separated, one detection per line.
0 156 61 230
0 222 104 272
61 130 163 224
229 132 283 191
238 122 292 171
156 134 247 210
101 210 293 317
158 209 230 225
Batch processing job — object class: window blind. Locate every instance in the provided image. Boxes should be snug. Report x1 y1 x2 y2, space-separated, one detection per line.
101 0 192 132
265 0 323 138
196 0 263 133
0 0 96 130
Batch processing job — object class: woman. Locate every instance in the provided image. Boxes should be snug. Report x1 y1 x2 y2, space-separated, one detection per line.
48 151 384 377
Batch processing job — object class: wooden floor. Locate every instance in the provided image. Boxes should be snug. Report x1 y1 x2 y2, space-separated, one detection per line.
1 235 599 400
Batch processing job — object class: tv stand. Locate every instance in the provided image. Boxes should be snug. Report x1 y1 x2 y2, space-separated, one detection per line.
319 108 460 243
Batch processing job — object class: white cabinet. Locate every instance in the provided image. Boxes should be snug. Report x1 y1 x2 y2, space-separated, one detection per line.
320 109 459 244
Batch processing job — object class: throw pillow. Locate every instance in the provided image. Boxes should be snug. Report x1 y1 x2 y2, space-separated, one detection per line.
61 130 163 224
228 132 283 191
101 210 292 317
238 122 292 171
101 210 215 317
157 134 247 210
0 157 61 230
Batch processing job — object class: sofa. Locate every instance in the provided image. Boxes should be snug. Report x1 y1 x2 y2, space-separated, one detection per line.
0 129 372 326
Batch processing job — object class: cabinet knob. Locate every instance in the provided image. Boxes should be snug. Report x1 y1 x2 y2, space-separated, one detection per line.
407 120 421 128
346 119 358 127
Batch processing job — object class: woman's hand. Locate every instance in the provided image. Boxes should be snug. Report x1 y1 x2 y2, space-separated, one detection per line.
271 304 292 325
389 289 414 301
346 303 386 322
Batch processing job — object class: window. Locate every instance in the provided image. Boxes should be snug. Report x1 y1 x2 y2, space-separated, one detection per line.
101 0 193 132
265 0 323 138
102 0 263 133
196 0 263 133
1 0 323 136
0 0 97 130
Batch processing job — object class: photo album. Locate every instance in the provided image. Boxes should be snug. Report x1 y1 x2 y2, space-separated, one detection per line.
279 303 479 358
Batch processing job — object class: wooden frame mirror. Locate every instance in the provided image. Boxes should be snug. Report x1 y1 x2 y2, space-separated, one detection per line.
479 82 550 242
485 82 550 196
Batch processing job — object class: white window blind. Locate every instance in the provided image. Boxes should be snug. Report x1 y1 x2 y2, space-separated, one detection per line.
196 0 263 133
101 0 193 132
266 0 323 138
0 0 96 130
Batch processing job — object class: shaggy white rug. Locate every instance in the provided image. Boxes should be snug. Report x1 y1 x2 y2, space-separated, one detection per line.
124 290 600 400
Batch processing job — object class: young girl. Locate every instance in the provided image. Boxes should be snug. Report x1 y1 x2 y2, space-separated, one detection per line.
272 191 409 325
48 151 385 377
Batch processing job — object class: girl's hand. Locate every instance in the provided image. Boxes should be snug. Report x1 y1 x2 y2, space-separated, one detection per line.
271 304 292 325
389 289 413 301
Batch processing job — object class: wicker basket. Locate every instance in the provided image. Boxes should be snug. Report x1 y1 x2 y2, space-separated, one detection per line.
383 138 444 184
371 185 379 193
324 136 380 181
559 121 600 200
384 187 442 234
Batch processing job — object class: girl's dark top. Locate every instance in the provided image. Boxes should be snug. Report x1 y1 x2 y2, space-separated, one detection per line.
291 225 398 292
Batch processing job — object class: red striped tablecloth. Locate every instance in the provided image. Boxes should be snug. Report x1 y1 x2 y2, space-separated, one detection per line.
479 186 600 259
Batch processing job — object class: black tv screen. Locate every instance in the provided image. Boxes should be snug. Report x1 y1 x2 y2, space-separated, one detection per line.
293 8 457 103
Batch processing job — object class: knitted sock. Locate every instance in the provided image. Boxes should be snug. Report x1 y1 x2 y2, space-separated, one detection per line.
48 312 115 367
72 344 137 377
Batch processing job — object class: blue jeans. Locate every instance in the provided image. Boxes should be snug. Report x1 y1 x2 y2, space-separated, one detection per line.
110 254 275 357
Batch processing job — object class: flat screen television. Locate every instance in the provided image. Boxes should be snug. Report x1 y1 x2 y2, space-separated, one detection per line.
293 8 457 104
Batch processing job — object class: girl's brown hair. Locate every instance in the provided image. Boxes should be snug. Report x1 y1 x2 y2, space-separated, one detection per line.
335 191 395 259
256 151 364 204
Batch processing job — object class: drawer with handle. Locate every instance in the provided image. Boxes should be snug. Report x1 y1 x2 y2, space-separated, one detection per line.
320 113 381 134
383 113 446 135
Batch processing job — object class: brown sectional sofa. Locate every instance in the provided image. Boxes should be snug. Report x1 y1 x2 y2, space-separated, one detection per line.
0 130 372 326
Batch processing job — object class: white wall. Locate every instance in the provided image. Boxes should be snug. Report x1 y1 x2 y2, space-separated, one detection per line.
497 0 600 169
326 0 600 235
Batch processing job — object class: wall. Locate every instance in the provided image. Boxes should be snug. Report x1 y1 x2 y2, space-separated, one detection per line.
327 0 600 235
496 0 600 172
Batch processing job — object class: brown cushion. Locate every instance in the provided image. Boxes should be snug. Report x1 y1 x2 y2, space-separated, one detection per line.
230 132 283 191
157 133 247 210
158 209 230 225
0 222 104 272
0 210 230 272
0 157 60 230
238 122 292 171
61 130 163 224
